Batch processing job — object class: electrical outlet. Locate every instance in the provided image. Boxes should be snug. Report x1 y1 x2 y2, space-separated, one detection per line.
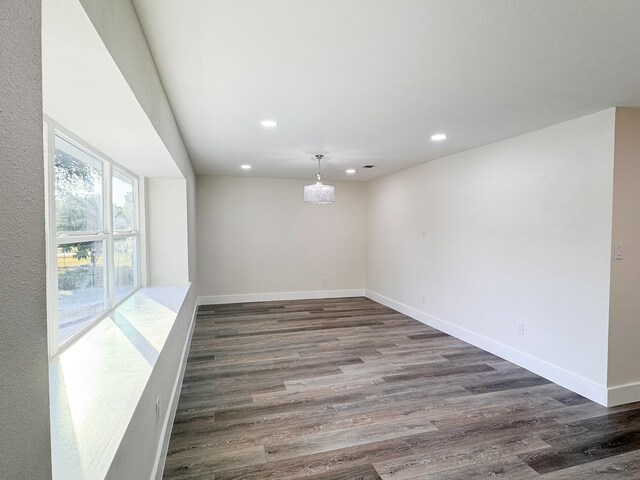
321 276 327 285
156 396 161 421
516 322 525 335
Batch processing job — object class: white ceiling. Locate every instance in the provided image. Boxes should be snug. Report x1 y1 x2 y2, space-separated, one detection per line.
42 0 180 178
132 0 640 181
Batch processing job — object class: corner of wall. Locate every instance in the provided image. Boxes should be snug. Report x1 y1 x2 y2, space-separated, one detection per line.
365 109 617 406
606 107 640 400
0 1 52 478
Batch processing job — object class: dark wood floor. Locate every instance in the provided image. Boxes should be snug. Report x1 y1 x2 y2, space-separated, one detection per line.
163 297 640 479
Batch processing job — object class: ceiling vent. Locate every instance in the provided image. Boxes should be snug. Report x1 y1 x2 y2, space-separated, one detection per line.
362 165 375 169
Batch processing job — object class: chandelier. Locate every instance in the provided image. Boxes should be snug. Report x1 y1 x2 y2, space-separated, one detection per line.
303 154 334 204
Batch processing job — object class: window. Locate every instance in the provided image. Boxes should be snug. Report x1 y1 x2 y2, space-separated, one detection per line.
45 123 141 353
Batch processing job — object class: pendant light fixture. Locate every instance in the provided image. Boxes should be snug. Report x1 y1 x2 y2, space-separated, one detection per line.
304 154 334 204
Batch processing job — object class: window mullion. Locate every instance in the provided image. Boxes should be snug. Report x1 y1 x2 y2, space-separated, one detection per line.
132 177 141 289
112 231 138 239
56 233 109 245
134 233 140 289
105 161 115 309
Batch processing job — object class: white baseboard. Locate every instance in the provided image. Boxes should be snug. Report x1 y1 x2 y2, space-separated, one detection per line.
150 302 198 480
608 382 640 407
198 289 366 305
365 289 610 407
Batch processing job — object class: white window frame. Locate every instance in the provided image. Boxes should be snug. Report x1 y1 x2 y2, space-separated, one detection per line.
44 118 143 357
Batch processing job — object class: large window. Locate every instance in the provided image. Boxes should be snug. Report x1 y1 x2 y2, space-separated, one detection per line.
45 124 141 353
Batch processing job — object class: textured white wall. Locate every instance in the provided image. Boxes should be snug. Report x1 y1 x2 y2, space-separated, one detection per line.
366 109 616 388
608 107 640 390
197 176 366 297
0 0 52 478
147 178 189 285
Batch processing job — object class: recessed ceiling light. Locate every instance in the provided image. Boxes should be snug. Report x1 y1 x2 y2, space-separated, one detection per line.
430 133 448 141
241 164 251 170
346 169 356 174
260 120 278 127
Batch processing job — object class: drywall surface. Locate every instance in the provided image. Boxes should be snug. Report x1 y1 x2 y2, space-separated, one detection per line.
0 0 52 478
197 176 366 297
78 0 197 283
52 1 199 477
608 107 640 390
105 285 196 480
147 178 190 285
49 285 194 480
42 0 180 178
366 109 616 390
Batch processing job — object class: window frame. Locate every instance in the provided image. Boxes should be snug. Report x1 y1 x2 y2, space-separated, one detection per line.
44 119 143 356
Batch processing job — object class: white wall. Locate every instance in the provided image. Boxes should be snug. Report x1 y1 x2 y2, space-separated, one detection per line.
105 286 196 480
147 178 189 285
42 0 180 179
0 0 52 478
69 1 198 477
366 109 616 400
608 107 640 403
79 0 197 283
197 176 366 301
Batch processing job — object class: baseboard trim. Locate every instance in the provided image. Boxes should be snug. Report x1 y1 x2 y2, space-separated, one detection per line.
150 301 198 480
608 382 640 407
198 289 366 305
365 289 609 407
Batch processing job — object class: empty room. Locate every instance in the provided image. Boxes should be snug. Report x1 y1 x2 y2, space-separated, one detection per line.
3 1 640 479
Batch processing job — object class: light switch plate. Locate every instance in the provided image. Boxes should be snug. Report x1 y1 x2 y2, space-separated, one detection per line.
614 243 623 260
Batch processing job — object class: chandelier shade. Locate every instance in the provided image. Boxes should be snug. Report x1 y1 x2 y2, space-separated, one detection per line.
304 181 335 204
304 155 334 204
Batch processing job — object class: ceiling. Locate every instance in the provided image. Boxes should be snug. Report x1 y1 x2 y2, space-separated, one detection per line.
132 0 640 181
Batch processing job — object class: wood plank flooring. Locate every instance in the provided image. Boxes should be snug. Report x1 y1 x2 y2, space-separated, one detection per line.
163 297 640 479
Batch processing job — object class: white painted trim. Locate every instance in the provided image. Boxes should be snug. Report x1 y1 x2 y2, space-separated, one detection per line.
607 382 640 407
138 177 148 287
44 121 59 356
365 289 609 406
44 117 143 357
198 289 365 305
150 302 197 480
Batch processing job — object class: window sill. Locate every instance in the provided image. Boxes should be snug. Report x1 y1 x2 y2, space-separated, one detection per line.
49 283 192 480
